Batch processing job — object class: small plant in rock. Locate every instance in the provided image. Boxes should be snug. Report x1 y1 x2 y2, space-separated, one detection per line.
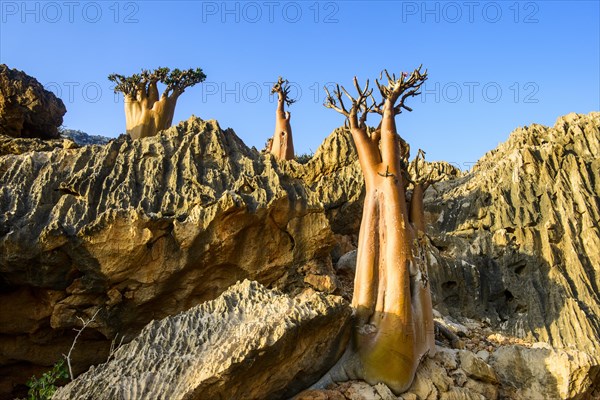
295 151 313 164
21 309 102 399
25 359 69 400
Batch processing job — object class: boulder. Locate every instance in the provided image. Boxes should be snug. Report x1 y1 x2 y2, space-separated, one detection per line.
54 280 351 400
490 345 600 400
0 64 66 139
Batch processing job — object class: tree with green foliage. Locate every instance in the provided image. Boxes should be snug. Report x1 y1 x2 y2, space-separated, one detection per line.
108 67 206 139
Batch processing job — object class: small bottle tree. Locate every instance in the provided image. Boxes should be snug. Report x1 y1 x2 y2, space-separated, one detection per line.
269 77 296 160
108 67 206 139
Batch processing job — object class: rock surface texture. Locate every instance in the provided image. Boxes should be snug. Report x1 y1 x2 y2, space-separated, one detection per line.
425 112 600 355
54 280 351 400
422 112 600 399
60 129 112 146
0 111 599 399
0 118 360 397
0 64 66 139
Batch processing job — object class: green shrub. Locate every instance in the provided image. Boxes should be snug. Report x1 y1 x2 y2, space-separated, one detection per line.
295 152 313 164
26 359 68 400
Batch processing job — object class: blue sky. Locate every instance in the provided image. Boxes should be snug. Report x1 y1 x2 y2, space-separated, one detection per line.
1 1 599 168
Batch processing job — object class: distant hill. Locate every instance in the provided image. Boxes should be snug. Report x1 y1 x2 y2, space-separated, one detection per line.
60 128 112 145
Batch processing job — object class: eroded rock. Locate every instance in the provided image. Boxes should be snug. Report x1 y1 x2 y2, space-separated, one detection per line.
0 64 66 139
54 280 351 400
0 118 361 397
490 345 600 400
426 112 600 355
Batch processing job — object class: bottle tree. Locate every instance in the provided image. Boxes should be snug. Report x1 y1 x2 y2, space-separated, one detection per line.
269 77 296 160
320 66 435 394
108 67 206 139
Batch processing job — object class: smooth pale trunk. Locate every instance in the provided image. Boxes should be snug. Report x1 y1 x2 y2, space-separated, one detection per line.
354 174 418 393
270 99 294 160
351 105 435 394
125 96 178 139
409 183 436 357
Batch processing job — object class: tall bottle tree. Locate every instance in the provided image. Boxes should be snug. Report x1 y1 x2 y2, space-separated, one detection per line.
109 67 206 139
319 66 435 393
269 77 295 160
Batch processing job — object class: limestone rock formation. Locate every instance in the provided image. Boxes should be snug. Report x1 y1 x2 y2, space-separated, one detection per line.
0 118 359 397
1 111 599 399
60 129 112 146
490 344 600 399
296 347 499 400
0 64 66 139
425 112 600 356
0 134 77 156
54 280 351 400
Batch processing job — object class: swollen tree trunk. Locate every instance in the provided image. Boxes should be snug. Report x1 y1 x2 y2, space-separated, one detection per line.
270 96 294 160
351 104 435 393
319 68 434 394
269 77 295 160
125 89 179 139
409 182 428 234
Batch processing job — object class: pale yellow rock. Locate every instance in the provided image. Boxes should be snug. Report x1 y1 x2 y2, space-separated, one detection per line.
459 350 499 384
0 119 358 395
490 345 600 399
54 281 351 400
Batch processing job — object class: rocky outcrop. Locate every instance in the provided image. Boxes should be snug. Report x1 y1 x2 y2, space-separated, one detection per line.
425 112 600 355
0 64 66 139
54 280 351 400
0 134 78 156
0 118 360 397
1 111 599 399
490 344 600 399
296 347 500 400
60 129 112 146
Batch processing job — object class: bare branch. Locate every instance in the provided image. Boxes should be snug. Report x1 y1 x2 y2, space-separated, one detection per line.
108 333 126 362
271 76 296 107
324 76 374 129
376 66 428 112
63 309 101 380
324 85 348 116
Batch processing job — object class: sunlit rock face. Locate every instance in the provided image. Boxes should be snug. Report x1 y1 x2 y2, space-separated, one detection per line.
421 112 600 398
0 117 362 398
0 64 66 139
1 111 599 399
426 112 600 353
54 280 351 400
